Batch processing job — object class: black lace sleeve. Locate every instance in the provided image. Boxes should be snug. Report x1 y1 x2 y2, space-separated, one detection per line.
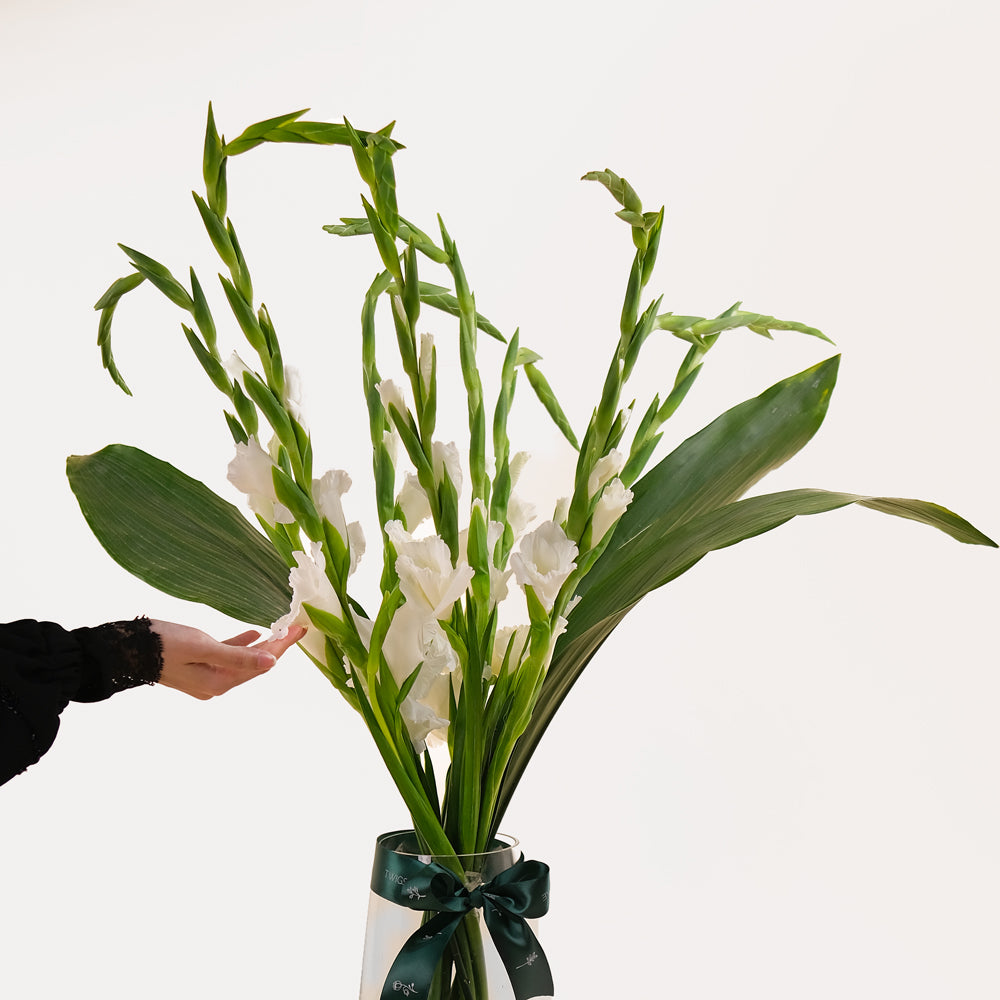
0 617 164 786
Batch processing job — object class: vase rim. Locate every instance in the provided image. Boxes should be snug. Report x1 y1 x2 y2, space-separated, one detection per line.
375 828 519 862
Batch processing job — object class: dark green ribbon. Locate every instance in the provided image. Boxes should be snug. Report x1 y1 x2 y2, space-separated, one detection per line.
372 834 553 1000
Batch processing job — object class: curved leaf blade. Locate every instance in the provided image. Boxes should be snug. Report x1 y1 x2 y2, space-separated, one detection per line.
597 354 841 576
491 354 996 827
493 485 995 828
67 444 292 626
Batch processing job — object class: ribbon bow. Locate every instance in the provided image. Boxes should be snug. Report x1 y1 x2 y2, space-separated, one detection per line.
372 836 553 1000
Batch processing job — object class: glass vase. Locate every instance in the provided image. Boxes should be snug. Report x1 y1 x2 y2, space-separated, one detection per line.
358 829 553 1000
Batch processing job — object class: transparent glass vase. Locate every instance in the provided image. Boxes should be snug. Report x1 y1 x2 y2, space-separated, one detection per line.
359 830 553 1000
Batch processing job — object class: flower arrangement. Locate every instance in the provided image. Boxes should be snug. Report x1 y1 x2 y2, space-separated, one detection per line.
67 106 996 999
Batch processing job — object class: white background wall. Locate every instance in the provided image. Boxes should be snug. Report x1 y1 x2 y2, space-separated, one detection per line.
1 1 997 997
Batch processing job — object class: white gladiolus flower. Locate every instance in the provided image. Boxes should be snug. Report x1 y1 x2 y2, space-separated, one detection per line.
271 541 343 659
487 624 531 679
507 491 537 537
223 351 253 381
587 449 625 499
376 379 408 418
283 365 306 423
490 563 512 606
458 508 511 608
382 602 457 750
227 439 294 525
347 523 367 574
419 333 435 393
510 520 578 611
552 496 570 525
545 615 569 669
313 469 366 575
509 450 530 486
385 521 475 619
313 469 351 533
382 428 401 467
432 440 463 496
591 477 634 544
397 473 432 531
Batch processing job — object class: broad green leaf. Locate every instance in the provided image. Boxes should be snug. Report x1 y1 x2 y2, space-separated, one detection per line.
574 488 996 634
66 444 291 626
489 354 995 828
493 483 995 830
602 355 841 566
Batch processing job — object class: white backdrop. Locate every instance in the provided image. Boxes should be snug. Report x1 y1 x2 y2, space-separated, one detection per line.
1 1 997 997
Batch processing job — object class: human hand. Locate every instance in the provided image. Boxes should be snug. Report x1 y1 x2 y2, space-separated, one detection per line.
149 620 306 700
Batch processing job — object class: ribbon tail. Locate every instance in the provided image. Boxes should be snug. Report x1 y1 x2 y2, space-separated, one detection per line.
483 905 554 1000
380 909 464 1000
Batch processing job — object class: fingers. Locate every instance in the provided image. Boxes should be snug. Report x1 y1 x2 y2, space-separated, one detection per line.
255 625 307 660
153 619 308 699
210 625 307 673
222 629 263 648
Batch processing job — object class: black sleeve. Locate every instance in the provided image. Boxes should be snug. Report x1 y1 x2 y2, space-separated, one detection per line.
0 617 164 786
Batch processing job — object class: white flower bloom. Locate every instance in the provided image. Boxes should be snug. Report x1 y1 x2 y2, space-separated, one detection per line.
485 518 513 605
507 491 537 537
591 477 634 544
313 469 365 575
587 449 625 499
458 508 511 609
391 294 408 326
313 469 352 533
223 351 253 381
283 365 306 424
419 333 435 393
347 522 367 574
397 473 432 531
490 563 512 606
552 496 570 525
227 439 294 525
510 520 578 612
383 428 401 467
271 541 343 659
546 615 569 668
376 379 408 419
385 521 474 619
432 440 462 497
509 450 530 485
382 602 457 750
487 624 531 679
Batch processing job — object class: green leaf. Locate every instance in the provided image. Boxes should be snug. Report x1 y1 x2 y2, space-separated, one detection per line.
222 108 310 156
574 488 997 633
524 363 579 450
249 120 403 150
602 355 841 558
490 355 996 830
95 272 146 395
66 444 291 626
493 354 839 828
202 102 227 217
582 169 642 214
192 191 238 269
415 283 506 343
118 245 194 311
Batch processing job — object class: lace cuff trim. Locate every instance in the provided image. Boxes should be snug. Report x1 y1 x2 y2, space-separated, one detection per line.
93 617 164 693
